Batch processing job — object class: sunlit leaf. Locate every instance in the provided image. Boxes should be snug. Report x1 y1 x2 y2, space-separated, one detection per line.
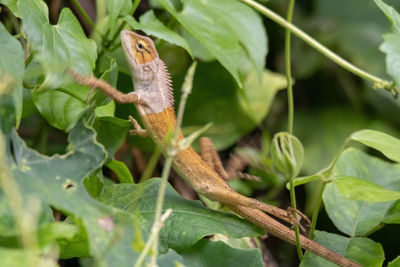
156 0 267 86
324 148 400 236
124 10 193 57
20 0 96 88
301 231 383 267
351 129 400 162
0 23 24 126
333 176 400 202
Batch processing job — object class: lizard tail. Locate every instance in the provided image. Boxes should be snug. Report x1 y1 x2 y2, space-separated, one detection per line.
228 205 362 267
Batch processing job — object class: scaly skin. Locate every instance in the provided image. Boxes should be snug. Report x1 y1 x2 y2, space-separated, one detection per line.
71 30 362 267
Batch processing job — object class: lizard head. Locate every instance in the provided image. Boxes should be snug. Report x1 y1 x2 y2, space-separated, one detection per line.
120 30 159 83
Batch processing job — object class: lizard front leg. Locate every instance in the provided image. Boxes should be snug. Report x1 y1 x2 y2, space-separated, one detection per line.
128 115 148 137
68 69 144 105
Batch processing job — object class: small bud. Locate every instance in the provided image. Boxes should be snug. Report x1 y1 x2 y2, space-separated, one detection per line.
271 132 304 178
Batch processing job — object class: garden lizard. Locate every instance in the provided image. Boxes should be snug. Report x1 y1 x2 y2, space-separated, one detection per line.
69 30 361 267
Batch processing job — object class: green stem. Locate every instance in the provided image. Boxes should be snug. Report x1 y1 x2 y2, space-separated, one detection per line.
140 146 162 182
285 0 303 260
309 181 325 239
239 0 395 92
285 0 294 135
149 156 174 266
70 0 95 29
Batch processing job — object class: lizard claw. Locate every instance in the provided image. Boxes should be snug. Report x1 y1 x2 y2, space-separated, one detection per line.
287 207 311 234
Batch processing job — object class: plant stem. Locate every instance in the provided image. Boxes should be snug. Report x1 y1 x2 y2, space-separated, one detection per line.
70 0 95 29
285 1 294 135
140 146 162 182
285 0 303 260
239 0 395 92
309 181 325 239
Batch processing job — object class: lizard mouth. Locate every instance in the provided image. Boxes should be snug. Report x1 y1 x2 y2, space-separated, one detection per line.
120 30 139 66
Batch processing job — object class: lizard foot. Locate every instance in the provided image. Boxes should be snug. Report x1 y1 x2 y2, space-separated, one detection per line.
128 115 148 137
287 207 311 234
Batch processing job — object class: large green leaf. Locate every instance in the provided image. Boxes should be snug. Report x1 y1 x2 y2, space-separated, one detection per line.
124 11 193 57
301 231 383 267
2 118 149 266
156 0 267 86
179 239 263 267
351 129 400 162
323 148 400 236
0 23 24 126
31 84 88 131
333 176 400 202
20 0 96 88
97 179 263 251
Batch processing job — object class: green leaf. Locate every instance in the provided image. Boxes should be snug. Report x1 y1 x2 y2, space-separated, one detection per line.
156 0 267 86
238 69 287 123
374 0 400 33
351 129 400 162
0 247 57 267
157 249 184 267
84 174 104 198
124 11 193 58
301 231 383 267
98 179 264 251
20 0 96 88
93 116 131 160
389 256 400 267
333 176 400 202
37 222 78 247
106 160 134 184
31 84 88 130
0 23 24 126
59 221 90 259
380 33 400 88
323 148 400 236
200 0 267 80
384 200 400 223
179 239 263 267
3 120 148 265
0 0 21 17
107 0 132 37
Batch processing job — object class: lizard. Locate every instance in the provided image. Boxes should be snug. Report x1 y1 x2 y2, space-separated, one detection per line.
69 30 361 267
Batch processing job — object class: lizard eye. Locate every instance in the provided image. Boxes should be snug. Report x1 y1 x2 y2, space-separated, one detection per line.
136 41 146 51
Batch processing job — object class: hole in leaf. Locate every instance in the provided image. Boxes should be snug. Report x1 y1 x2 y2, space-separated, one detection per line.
62 179 77 191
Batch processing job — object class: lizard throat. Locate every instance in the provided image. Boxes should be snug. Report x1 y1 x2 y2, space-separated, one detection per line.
133 58 174 115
